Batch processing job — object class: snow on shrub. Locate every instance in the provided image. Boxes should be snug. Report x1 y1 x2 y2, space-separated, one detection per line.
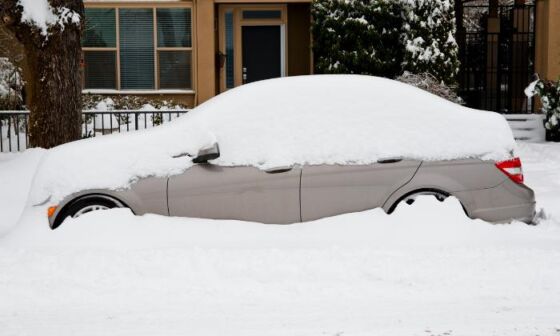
0 57 23 110
400 0 460 85
312 0 460 85
311 0 404 77
396 71 463 104
30 75 516 204
526 79 560 141
82 94 188 111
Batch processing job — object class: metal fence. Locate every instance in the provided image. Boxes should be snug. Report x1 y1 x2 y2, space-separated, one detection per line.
0 109 190 153
457 3 536 114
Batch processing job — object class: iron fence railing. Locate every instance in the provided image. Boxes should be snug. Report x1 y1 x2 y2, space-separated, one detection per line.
457 3 536 114
0 109 190 153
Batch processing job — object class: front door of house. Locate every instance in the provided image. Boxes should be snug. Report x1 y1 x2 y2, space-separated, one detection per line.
241 26 281 84
218 5 287 92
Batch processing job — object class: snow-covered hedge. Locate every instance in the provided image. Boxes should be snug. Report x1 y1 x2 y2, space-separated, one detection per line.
0 57 23 110
527 79 560 141
400 0 459 85
312 0 460 85
82 95 188 111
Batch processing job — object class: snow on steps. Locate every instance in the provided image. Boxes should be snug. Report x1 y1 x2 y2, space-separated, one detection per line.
505 114 545 142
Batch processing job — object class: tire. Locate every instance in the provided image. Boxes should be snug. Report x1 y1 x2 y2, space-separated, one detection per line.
64 197 118 220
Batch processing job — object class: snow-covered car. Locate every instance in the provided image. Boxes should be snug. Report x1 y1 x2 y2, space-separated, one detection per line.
37 75 535 228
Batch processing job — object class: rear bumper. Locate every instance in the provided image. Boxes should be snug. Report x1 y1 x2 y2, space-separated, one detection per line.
455 180 536 224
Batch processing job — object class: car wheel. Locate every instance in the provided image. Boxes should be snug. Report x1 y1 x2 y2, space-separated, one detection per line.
65 197 119 219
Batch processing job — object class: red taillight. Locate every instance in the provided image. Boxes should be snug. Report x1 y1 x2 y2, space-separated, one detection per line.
496 157 524 184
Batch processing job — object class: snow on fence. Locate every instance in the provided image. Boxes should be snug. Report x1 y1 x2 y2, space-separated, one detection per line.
0 109 190 153
504 114 545 142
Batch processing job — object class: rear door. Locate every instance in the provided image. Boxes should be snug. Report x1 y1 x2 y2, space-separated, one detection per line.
300 161 421 221
168 164 301 224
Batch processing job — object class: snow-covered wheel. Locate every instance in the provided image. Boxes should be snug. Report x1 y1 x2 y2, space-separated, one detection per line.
402 190 449 206
65 197 119 220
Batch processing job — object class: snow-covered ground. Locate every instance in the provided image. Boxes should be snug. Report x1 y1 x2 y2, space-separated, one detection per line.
0 142 559 335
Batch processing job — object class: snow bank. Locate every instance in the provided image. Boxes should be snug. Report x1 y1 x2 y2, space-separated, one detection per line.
2 196 560 335
0 149 45 236
30 75 516 203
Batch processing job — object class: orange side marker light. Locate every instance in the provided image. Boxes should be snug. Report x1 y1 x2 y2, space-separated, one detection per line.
47 206 58 218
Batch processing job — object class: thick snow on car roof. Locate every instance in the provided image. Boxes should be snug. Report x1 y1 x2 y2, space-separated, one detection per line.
191 75 515 167
31 75 515 203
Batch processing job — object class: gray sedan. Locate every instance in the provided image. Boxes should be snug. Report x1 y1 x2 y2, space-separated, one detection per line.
48 143 535 229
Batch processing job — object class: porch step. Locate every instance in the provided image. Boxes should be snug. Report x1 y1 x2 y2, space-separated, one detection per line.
504 114 545 142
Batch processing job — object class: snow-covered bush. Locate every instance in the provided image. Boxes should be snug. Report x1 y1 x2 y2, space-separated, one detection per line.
401 0 460 85
0 57 24 110
312 0 460 85
396 72 463 104
311 0 404 77
82 94 188 111
81 95 188 134
528 79 560 141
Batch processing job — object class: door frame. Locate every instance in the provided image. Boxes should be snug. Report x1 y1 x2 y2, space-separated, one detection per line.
218 4 288 92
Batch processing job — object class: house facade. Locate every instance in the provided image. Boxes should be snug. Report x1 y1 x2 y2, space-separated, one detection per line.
81 0 312 107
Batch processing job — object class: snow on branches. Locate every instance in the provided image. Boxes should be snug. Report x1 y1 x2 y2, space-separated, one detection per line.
401 0 459 85
19 0 81 36
312 0 460 85
1 0 81 41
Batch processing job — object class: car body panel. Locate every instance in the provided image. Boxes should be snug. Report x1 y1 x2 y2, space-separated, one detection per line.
48 177 168 228
301 161 421 222
49 159 536 228
167 164 301 223
454 179 535 223
382 159 535 223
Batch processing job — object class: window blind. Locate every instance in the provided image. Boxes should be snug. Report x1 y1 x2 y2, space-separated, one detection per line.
157 8 192 48
119 9 155 90
84 51 117 89
83 8 116 48
159 51 192 89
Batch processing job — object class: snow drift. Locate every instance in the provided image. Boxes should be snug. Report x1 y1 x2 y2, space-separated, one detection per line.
31 75 516 203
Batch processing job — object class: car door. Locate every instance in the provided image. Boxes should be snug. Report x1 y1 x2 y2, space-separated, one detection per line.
168 164 301 223
300 160 421 221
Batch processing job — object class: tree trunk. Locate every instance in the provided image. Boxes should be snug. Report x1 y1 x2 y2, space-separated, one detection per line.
1 0 84 149
24 27 83 148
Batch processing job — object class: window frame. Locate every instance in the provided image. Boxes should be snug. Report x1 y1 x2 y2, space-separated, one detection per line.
82 3 195 94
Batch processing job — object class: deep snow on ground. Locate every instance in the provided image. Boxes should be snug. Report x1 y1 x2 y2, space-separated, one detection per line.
0 142 559 335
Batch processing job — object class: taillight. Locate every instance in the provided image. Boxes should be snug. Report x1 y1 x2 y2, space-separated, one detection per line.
496 157 524 184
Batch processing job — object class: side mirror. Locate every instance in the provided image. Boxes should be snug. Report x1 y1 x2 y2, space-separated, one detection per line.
193 143 220 164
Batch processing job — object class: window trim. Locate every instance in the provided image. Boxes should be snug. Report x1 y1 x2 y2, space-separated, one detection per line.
82 3 195 93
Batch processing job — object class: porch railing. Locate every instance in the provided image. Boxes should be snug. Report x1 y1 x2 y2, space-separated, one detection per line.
0 109 190 153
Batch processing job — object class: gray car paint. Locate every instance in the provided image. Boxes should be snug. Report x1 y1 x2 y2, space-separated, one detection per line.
48 159 536 228
301 160 421 222
168 164 302 223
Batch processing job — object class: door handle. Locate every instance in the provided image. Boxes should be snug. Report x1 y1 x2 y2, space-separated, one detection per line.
377 157 403 164
265 165 293 174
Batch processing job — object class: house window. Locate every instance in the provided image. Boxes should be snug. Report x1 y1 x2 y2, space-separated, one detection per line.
82 6 193 91
82 8 117 89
